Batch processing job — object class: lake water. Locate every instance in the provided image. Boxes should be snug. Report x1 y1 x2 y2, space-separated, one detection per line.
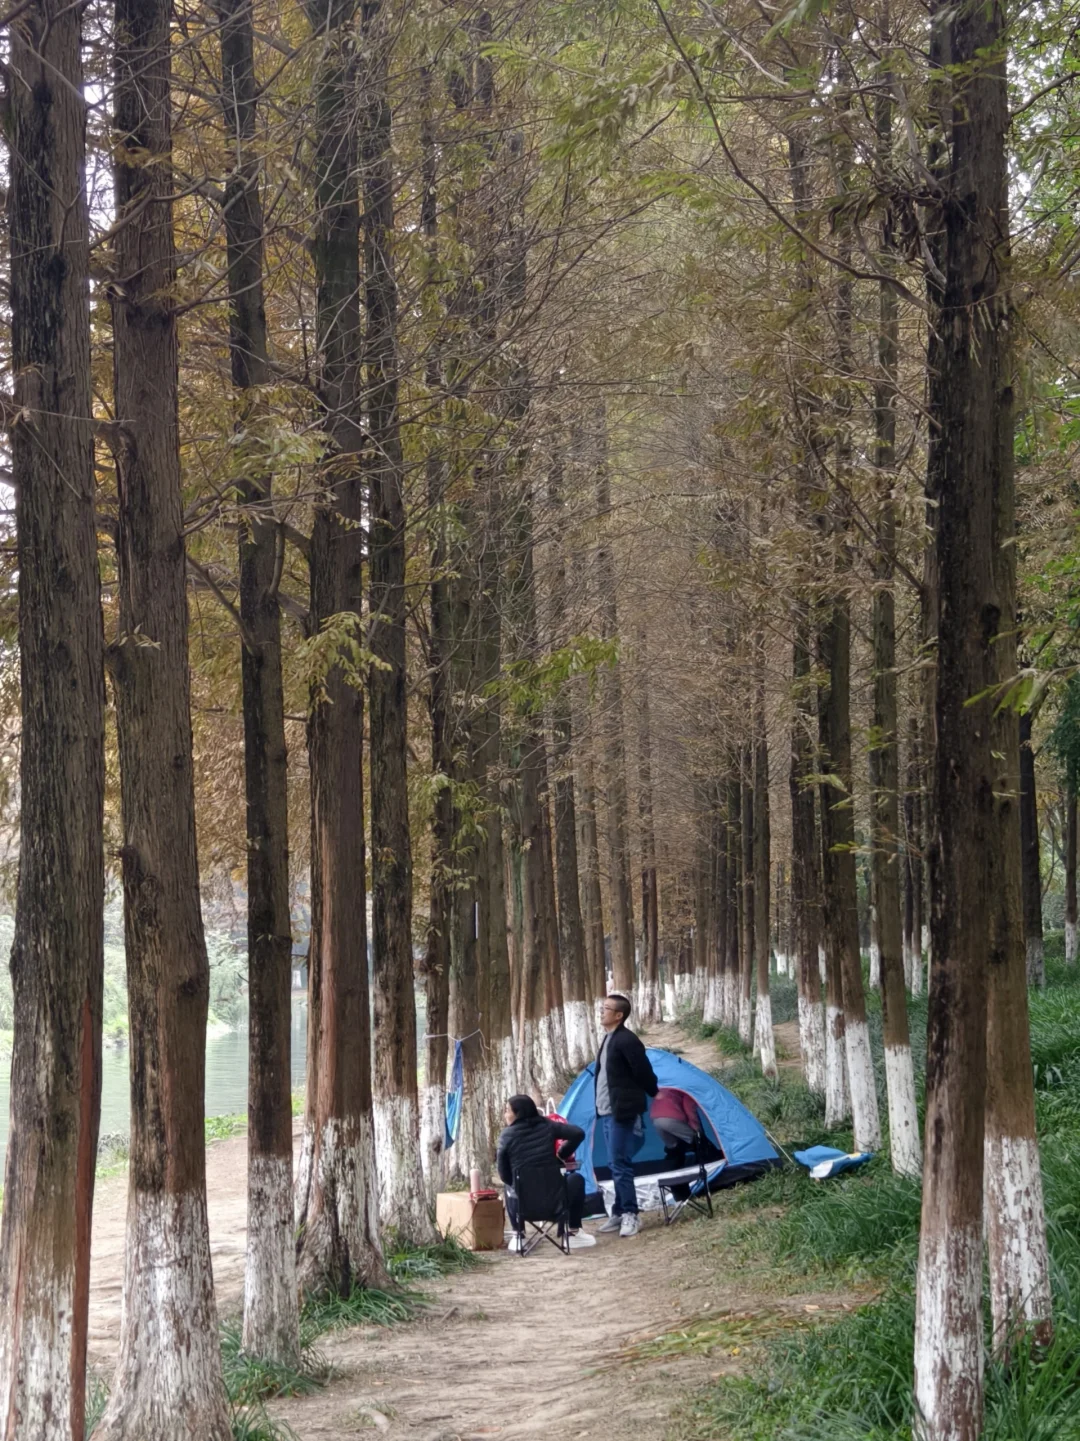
0 1000 310 1181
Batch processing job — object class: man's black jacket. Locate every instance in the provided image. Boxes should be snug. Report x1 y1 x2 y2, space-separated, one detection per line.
596 1023 659 1123
496 1116 585 1187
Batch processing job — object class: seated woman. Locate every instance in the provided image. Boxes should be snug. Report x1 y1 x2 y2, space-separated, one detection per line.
496 1096 586 1250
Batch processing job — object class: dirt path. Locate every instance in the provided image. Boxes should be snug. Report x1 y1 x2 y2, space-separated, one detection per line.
85 1015 831 1438
640 1021 726 1074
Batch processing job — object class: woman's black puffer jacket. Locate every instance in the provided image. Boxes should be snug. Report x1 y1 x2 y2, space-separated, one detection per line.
496 1116 585 1187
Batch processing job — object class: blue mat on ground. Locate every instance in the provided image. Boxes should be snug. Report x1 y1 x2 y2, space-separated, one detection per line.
793 1145 873 1180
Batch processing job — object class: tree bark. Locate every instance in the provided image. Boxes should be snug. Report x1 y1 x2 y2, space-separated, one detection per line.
739 758 754 1046
578 742 608 1010
0 3 106 1429
913 1 1010 1428
1019 710 1045 986
871 61 920 1177
214 0 299 1363
904 717 926 995
790 615 825 1097
362 0 432 1244
819 598 881 1151
1067 783 1078 965
594 407 637 996
295 0 384 1294
98 0 232 1427
636 631 662 1023
752 683 777 1078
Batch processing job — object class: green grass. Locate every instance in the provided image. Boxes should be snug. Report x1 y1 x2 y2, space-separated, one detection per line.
385 1233 480 1283
220 1323 329 1407
675 962 1080 1440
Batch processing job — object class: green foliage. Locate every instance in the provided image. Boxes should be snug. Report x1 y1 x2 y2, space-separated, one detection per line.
385 1233 481 1283
493 635 619 717
219 1323 329 1407
205 1113 248 1143
1049 674 1080 787
300 1286 414 1332
678 965 1080 1441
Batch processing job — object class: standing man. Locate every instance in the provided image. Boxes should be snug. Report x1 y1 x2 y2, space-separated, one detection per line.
595 994 658 1237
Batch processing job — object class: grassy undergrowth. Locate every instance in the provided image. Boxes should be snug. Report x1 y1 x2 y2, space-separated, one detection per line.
675 945 1080 1440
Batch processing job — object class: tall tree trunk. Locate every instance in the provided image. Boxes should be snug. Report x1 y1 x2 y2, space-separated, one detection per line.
739 758 754 1046
215 0 299 1363
636 631 662 1023
752 683 777 1078
295 0 384 1294
871 57 920 1177
362 0 432 1244
904 717 925 995
790 616 825 1096
548 466 593 1067
1067 783 1078 964
984 245 1052 1351
0 4 105 1429
578 743 608 1009
1019 710 1045 986
418 79 451 1199
98 0 231 1426
913 0 1010 1428
723 774 742 1031
819 599 881 1151
594 407 636 996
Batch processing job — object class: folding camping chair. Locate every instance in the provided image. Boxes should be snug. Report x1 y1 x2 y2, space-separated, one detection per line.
658 1134 717 1225
512 1166 571 1257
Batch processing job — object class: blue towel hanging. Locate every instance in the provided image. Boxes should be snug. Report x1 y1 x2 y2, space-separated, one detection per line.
444 1039 464 1149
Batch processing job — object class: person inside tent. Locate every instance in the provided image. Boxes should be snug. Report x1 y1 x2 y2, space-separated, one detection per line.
497 1095 588 1252
650 1086 702 1162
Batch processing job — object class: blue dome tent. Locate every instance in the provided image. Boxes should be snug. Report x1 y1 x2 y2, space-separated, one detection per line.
558 1048 781 1212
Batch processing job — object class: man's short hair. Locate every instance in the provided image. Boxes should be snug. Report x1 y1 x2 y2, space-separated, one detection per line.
606 993 631 1021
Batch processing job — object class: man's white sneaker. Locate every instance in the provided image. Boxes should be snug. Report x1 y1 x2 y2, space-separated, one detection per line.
619 1213 640 1238
568 1231 597 1249
597 1214 622 1234
506 1232 524 1253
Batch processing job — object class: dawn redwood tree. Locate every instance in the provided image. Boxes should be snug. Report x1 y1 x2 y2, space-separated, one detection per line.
738 757 754 1045
1067 783 1078 964
594 406 637 997
913 0 1011 1429
818 592 881 1152
1018 709 1045 985
362 0 433 1244
789 614 826 1096
577 741 608 1006
870 59 920 1178
0 2 106 1430
636 630 662 1023
752 648 777 1079
97 0 232 1427
295 0 384 1294
215 0 300 1363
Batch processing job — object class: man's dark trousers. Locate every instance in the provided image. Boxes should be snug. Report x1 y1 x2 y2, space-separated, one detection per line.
602 1115 641 1216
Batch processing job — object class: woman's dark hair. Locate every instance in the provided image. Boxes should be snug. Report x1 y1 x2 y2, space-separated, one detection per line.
506 1094 540 1122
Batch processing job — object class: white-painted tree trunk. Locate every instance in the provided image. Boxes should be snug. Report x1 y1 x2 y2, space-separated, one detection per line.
774 952 789 978
702 975 721 1025
662 980 676 1022
913 1224 983 1441
563 999 595 1071
883 1044 921 1179
984 1133 1052 1349
869 940 881 992
754 990 778 1080
374 1094 436 1242
798 992 826 1096
738 990 752 1047
535 1011 559 1093
818 944 827 987
692 967 707 1012
1025 936 1044 986
921 924 931 969
419 1081 446 1203
498 1034 518 1106
0 1249 77 1441
1066 919 1078 966
673 972 692 1013
902 937 914 992
294 1119 315 1225
845 1018 882 1152
824 1005 850 1128
911 949 924 998
94 1190 231 1441
243 1154 301 1366
634 979 662 1027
